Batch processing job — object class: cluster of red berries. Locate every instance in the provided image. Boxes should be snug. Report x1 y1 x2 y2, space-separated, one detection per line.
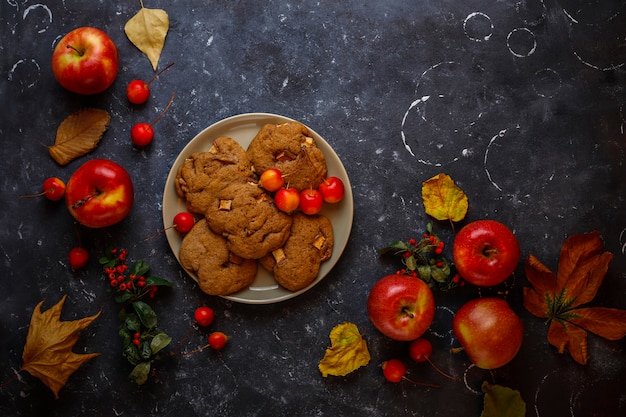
102 248 157 297
379 223 459 290
132 332 142 346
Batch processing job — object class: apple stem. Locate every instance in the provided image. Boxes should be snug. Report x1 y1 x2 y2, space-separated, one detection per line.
150 93 176 126
19 191 46 198
427 358 460 381
143 225 174 242
483 247 499 256
148 62 175 85
402 375 440 388
450 346 465 355
65 44 85 57
72 194 95 209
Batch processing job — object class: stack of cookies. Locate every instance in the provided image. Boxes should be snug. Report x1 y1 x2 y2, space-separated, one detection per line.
175 121 335 296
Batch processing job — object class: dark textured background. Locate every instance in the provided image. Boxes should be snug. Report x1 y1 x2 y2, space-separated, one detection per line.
2 1 626 416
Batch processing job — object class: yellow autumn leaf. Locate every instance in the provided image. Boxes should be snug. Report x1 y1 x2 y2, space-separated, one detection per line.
318 322 370 377
48 108 110 166
421 173 468 222
124 1 169 70
20 295 101 399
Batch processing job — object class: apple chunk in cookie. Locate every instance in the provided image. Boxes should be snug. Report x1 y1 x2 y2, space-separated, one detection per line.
175 136 255 215
204 179 293 260
259 212 334 292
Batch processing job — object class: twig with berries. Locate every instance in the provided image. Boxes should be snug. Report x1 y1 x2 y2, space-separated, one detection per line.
378 222 461 290
99 248 173 385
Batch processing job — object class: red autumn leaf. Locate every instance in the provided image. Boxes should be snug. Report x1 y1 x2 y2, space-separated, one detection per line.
523 231 626 365
20 295 101 399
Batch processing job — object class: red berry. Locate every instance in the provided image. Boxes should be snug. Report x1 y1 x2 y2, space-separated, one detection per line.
299 188 323 215
318 176 345 203
42 177 66 201
194 306 214 327
173 212 195 233
126 79 150 104
409 338 433 363
259 168 284 192
68 247 89 270
131 123 154 147
208 331 228 350
382 359 406 383
274 187 300 213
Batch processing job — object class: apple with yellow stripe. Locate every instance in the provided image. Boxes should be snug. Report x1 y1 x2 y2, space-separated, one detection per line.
52 27 119 95
452 297 523 369
65 159 134 228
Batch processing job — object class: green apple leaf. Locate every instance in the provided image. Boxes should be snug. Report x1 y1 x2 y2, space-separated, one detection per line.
480 381 526 417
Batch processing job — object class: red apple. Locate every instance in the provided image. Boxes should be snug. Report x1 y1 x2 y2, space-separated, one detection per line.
274 187 300 213
51 27 119 95
65 159 134 228
367 274 435 341
452 297 523 369
319 176 345 203
452 219 520 287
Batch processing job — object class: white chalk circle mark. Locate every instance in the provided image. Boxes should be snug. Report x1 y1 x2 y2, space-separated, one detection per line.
507 28 537 58
532 68 562 98
401 61 485 166
7 59 41 90
562 1 624 25
463 12 493 42
23 4 53 34
515 0 548 27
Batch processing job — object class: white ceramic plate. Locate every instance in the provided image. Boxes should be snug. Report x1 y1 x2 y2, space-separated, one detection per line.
162 113 353 304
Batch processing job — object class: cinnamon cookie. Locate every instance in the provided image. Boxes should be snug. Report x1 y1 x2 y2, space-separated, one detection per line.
175 136 254 214
179 218 257 295
204 179 293 259
246 122 327 191
261 212 334 291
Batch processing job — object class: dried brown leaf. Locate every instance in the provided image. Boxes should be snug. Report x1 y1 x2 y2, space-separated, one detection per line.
571 307 626 340
523 231 626 365
20 295 101 399
556 231 609 299
547 320 588 365
124 5 169 71
49 108 110 165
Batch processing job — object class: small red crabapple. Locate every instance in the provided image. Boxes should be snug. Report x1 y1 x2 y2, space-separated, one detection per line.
68 247 89 269
207 331 228 351
20 177 66 201
126 62 175 105
173 212 195 233
194 306 214 327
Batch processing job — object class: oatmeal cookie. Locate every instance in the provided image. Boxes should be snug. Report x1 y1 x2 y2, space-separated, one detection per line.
175 136 254 214
179 218 257 295
205 179 293 260
246 122 327 191
261 212 334 291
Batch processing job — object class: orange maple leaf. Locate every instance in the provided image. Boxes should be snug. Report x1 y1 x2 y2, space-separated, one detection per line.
523 231 626 365
20 295 101 399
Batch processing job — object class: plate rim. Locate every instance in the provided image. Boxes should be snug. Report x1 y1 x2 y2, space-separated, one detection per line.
162 112 354 304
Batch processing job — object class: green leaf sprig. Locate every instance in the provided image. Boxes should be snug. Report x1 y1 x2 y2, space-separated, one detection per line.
100 248 172 385
378 222 460 290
